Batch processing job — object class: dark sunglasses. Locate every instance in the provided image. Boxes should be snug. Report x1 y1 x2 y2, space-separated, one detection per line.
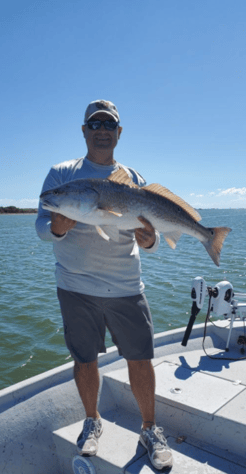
85 119 120 131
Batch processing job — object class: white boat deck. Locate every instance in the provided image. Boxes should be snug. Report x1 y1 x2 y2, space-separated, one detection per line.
54 340 246 473
54 407 246 474
1 322 246 473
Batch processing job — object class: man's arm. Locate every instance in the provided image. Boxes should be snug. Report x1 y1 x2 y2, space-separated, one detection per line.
35 167 77 241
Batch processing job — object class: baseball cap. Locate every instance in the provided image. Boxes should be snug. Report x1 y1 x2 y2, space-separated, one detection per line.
84 100 120 123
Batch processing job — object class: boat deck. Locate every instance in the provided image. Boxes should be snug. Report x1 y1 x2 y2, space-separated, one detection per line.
54 335 246 473
1 322 246 473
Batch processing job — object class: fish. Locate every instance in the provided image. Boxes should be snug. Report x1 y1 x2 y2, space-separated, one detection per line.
40 168 232 266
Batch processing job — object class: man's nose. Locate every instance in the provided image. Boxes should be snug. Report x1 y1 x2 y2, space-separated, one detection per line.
99 122 107 130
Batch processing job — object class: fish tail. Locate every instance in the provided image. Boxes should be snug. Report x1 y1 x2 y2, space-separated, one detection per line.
202 227 231 266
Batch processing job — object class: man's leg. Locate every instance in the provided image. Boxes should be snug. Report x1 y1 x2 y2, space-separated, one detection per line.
128 359 173 469
127 359 155 429
74 359 101 419
74 359 103 456
57 289 105 420
74 358 155 425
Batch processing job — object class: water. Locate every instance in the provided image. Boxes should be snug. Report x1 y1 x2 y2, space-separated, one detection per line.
1 210 246 389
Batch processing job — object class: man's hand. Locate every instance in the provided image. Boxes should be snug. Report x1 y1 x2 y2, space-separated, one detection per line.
135 216 156 249
51 212 77 236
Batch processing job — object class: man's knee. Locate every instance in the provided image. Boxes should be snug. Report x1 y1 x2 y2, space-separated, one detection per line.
127 359 151 365
74 359 98 374
127 359 152 371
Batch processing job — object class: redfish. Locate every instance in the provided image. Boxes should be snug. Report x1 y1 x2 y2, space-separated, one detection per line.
40 168 231 266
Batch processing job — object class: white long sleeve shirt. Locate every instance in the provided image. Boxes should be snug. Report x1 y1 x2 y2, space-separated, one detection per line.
35 157 160 297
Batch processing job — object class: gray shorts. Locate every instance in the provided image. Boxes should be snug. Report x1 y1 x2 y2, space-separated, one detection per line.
57 288 154 363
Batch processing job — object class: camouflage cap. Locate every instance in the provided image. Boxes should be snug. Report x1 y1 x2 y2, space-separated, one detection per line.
84 100 120 123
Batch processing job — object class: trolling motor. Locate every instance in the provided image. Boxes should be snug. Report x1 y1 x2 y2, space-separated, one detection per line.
181 277 207 347
182 277 246 352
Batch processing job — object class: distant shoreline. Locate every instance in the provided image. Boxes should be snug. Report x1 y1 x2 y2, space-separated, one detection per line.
0 206 38 215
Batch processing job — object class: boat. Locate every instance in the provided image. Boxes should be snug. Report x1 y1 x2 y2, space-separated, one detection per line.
1 278 246 474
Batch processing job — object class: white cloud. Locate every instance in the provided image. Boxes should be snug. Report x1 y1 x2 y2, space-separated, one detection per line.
185 186 246 209
218 187 246 196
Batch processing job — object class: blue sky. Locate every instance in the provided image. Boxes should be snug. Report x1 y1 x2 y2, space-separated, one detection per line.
1 0 245 209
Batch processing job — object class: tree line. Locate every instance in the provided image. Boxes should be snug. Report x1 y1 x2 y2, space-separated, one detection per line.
0 206 38 214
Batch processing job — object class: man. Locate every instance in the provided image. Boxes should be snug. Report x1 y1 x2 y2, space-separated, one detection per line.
35 100 173 470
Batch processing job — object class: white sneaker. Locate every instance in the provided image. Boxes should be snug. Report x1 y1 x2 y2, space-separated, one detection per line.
139 424 173 470
77 417 103 456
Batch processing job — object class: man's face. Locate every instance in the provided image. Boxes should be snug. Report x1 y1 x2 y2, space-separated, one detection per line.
82 112 122 154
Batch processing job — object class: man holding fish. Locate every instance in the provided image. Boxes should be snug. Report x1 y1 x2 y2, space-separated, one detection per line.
36 100 173 470
36 100 231 471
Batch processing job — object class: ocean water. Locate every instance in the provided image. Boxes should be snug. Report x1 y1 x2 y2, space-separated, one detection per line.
0 209 246 390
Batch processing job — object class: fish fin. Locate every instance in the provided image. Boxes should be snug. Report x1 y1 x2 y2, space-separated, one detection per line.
143 184 201 222
107 210 123 217
202 227 232 266
97 208 122 219
107 169 139 188
95 226 110 241
100 226 120 242
163 231 182 249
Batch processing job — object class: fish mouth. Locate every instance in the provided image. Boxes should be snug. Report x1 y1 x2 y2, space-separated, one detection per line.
41 199 59 210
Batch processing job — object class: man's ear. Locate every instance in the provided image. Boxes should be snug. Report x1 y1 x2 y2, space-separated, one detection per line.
81 125 86 137
118 126 123 139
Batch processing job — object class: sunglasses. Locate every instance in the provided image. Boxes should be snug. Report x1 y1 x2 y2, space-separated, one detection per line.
85 120 120 131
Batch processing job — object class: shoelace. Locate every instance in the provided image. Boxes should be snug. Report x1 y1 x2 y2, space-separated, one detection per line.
145 427 167 449
82 419 98 440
